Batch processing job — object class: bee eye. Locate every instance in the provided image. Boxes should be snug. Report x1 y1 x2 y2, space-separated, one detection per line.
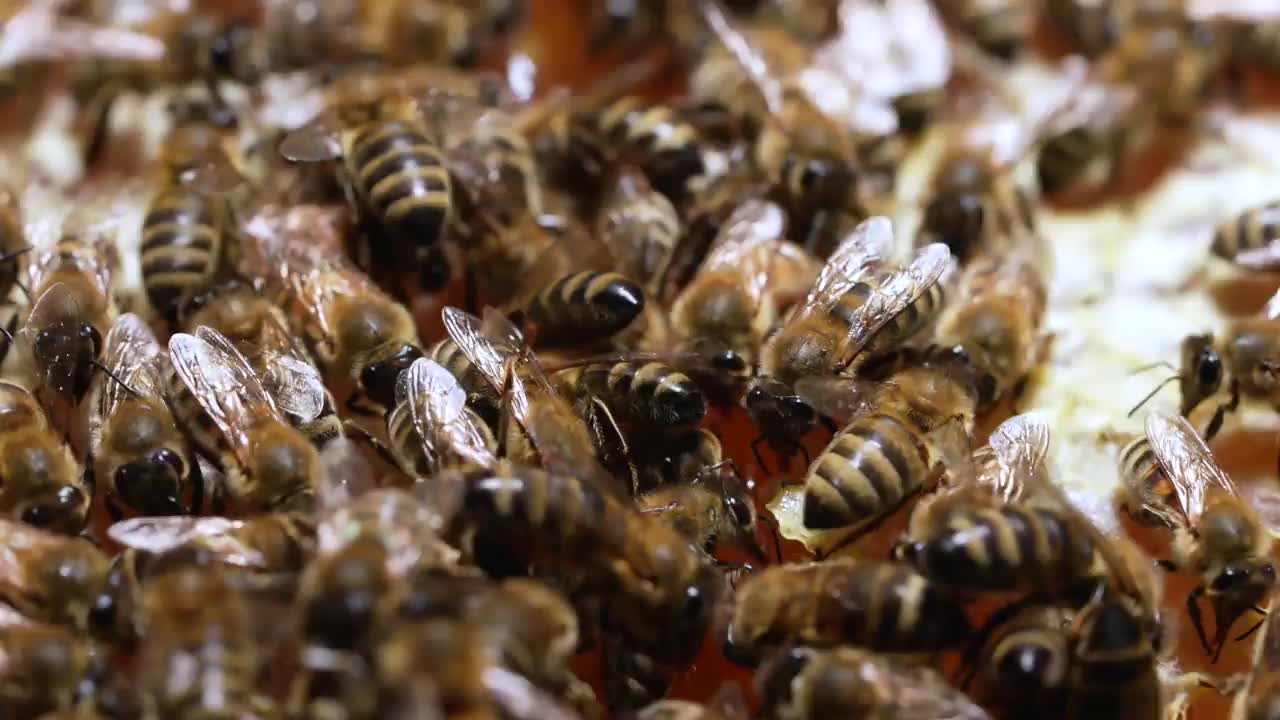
1211 566 1248 592
1197 350 1223 388
85 325 103 356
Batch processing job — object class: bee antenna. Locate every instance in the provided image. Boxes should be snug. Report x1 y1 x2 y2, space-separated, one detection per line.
90 359 141 398
0 326 12 344
1127 375 1180 417
1130 361 1177 375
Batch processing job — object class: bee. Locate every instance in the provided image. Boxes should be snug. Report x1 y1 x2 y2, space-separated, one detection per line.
386 358 498 479
21 233 118 407
136 563 273 719
933 0 1032 59
168 326 321 512
1034 79 1143 198
0 381 89 533
140 118 241 323
1117 410 1275 661
931 248 1049 410
635 683 750 720
107 513 316 578
1066 594 1162 720
90 313 201 518
247 204 425 415
788 354 980 535
670 199 820 374
0 610 108 718
181 280 341 448
520 269 647 349
755 645 990 720
1208 199 1280 272
976 605 1074 718
0 518 108 629
595 167 682 300
552 356 708 435
722 558 971 665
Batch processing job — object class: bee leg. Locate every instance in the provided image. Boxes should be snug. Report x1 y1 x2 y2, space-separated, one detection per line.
1187 584 1215 658
1236 611 1268 642
750 435 773 476
1203 382 1239 442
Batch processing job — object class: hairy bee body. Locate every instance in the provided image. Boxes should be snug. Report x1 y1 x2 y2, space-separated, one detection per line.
554 360 706 431
1116 436 1172 527
1066 598 1161 720
0 621 104 716
425 337 500 426
1211 200 1280 265
980 605 1072 716
526 271 645 347
344 120 452 249
724 559 970 665
596 97 706 202
0 382 88 533
140 185 235 322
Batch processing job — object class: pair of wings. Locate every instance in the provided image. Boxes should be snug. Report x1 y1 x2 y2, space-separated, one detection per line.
780 217 952 371
168 325 295 467
682 199 806 312
401 357 498 474
1139 410 1239 530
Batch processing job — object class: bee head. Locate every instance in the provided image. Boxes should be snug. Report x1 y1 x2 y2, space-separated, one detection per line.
745 377 816 444
1179 333 1222 416
113 448 188 516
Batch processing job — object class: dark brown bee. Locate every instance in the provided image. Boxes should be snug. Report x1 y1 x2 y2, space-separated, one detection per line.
723 558 970 666
246 204 425 415
523 270 646 348
1209 199 1280 271
21 233 118 406
1066 595 1162 720
0 381 89 533
1034 81 1141 198
0 518 108 629
756 645 991 720
168 326 321 512
978 605 1074 719
1117 411 1275 662
140 118 241 322
90 314 201 518
552 357 707 434
386 358 498 479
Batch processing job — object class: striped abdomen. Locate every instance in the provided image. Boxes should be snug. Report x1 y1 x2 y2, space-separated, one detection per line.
854 279 948 363
425 338 500 427
1117 437 1177 528
1211 201 1280 263
802 413 930 530
598 97 700 160
385 397 495 478
557 360 706 430
526 271 645 347
910 505 1095 593
166 367 225 465
141 187 229 321
348 121 451 247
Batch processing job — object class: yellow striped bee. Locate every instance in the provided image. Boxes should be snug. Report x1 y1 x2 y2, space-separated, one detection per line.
1209 199 1280 271
385 357 498 479
1117 411 1276 662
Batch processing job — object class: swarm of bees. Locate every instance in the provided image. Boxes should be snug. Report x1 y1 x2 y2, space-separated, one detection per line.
3 0 1280 718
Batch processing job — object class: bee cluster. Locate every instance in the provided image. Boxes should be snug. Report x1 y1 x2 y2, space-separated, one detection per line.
3 0 1280 719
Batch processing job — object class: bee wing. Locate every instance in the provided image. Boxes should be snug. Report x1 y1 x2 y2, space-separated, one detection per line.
405 358 498 472
254 317 326 424
982 411 1051 503
1265 286 1280 321
790 216 895 326
836 243 951 365
169 329 278 461
107 516 267 569
317 437 378 512
97 313 164 416
278 121 343 163
1144 410 1235 526
793 375 882 425
441 305 522 396
698 0 784 114
699 199 787 307
21 281 82 337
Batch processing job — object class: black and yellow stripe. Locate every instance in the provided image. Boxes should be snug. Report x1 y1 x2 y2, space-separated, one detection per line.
347 121 452 247
803 413 930 530
1211 200 1280 263
527 271 645 347
141 187 229 322
557 360 705 430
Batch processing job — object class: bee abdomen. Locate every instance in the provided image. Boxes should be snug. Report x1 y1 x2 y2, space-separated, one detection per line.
822 562 970 652
803 414 929 530
350 122 451 245
141 193 224 320
387 401 431 477
461 469 607 543
590 361 706 428
527 271 645 346
1211 201 1280 262
857 281 948 362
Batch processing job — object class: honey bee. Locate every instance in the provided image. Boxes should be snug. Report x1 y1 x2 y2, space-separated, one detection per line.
247 204 425 415
168 326 321 512
931 248 1049 410
755 646 990 720
1066 594 1162 720
90 313 201 518
635 683 749 720
386 358 498 479
722 557 971 665
639 463 768 564
976 605 1074 718
0 610 108 718
107 513 316 577
1209 199 1280 272
140 118 241 323
595 167 681 300
788 355 980 535
0 518 108 629
0 184 30 302
20 232 118 407
0 381 89 533
1034 79 1143 198
181 280 341 449
441 305 623 488
136 563 274 719
933 0 1032 59
670 199 820 374
551 356 708 436
1117 411 1275 661
520 268 647 349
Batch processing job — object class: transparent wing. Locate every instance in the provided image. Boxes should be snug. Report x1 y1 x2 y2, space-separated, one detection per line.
1145 410 1235 526
169 329 277 461
21 281 83 340
441 305 522 398
278 121 343 163
981 411 1051 503
790 216 895 326
98 313 163 418
254 316 325 424
836 242 951 363
699 199 787 308
405 358 498 472
793 375 883 425
698 0 784 114
106 516 268 569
